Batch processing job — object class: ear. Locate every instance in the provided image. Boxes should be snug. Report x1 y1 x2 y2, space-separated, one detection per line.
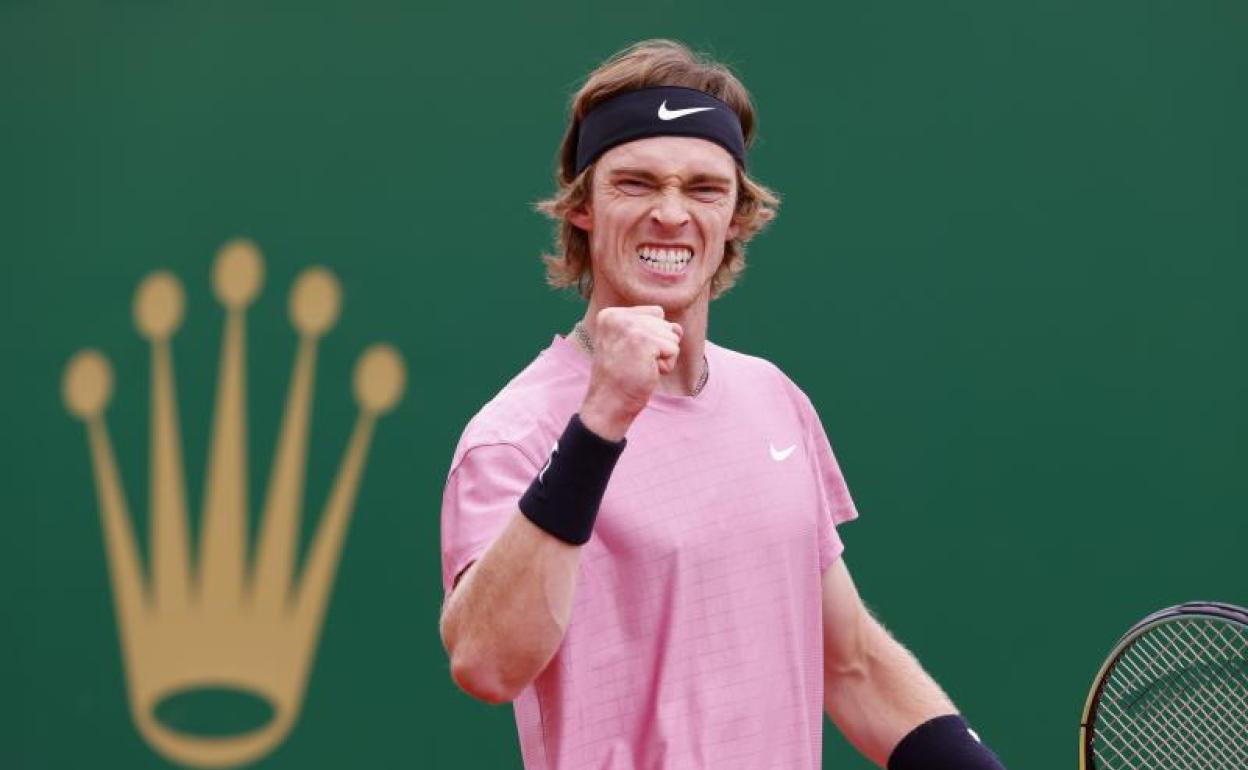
727 219 740 241
568 202 593 232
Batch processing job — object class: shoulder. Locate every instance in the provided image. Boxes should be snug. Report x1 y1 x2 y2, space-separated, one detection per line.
449 341 585 473
709 340 815 413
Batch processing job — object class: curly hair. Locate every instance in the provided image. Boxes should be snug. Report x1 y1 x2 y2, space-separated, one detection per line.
536 39 780 300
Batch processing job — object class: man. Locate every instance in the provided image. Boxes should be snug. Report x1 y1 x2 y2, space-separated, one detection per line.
439 39 1007 770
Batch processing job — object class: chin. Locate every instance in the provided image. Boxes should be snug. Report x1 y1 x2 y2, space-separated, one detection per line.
633 286 704 315
597 268 712 311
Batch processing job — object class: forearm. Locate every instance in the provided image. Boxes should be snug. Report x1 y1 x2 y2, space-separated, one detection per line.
440 509 584 703
824 614 957 767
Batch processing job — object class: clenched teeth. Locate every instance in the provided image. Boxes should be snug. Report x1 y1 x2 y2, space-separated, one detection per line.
638 246 693 264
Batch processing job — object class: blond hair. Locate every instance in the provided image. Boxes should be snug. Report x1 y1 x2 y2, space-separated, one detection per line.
536 39 780 299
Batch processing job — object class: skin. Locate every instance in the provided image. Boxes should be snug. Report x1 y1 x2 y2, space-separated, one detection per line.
440 135 962 767
568 135 741 437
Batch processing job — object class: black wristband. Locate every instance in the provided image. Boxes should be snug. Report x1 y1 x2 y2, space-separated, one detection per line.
518 414 626 545
887 715 1006 770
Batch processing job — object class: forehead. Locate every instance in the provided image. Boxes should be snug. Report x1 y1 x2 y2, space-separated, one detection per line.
596 135 737 178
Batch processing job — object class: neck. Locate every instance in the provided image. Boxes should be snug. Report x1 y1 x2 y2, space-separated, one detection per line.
580 295 709 397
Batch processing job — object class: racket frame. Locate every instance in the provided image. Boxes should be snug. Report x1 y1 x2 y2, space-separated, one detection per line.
1079 600 1248 770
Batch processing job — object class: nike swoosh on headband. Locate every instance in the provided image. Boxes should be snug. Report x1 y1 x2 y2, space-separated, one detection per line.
657 101 716 121
574 87 747 174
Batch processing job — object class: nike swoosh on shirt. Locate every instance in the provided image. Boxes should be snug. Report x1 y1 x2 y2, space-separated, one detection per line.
658 101 715 121
770 443 796 462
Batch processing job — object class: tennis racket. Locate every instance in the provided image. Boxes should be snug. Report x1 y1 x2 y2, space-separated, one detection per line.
1079 601 1248 770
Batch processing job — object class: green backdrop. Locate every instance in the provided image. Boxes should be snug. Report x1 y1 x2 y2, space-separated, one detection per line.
3 2 1245 768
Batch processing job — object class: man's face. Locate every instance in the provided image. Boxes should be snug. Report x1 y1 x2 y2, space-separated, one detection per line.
570 135 740 314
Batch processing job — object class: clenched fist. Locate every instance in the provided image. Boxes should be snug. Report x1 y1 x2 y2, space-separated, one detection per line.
579 306 682 441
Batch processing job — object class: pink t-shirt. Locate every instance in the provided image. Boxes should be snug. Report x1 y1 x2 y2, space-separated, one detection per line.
441 334 858 769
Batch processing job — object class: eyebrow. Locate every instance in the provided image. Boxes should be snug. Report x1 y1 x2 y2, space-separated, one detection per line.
609 167 734 186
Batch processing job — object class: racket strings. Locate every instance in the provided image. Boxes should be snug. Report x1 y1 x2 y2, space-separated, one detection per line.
1097 659 1232 770
1126 633 1242 756
1114 636 1240 765
1092 618 1248 770
1149 623 1248 719
1119 624 1248 766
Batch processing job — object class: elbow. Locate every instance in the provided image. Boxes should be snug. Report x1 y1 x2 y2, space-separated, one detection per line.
825 651 870 687
823 623 873 678
439 585 560 705
828 609 888 688
442 617 517 704
450 655 517 705
441 608 506 703
448 638 555 705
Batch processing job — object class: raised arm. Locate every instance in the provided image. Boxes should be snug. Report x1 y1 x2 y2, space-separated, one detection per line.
439 306 683 704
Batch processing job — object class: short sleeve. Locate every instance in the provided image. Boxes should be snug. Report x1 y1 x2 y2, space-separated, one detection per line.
440 442 540 598
794 389 860 573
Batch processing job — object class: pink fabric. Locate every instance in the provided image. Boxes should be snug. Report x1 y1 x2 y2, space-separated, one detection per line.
441 335 858 769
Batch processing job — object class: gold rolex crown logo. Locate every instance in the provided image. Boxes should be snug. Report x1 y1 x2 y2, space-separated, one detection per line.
62 240 405 769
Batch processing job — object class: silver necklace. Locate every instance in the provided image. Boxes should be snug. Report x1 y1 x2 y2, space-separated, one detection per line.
572 322 709 398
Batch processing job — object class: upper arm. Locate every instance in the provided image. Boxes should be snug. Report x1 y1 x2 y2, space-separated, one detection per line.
441 442 538 598
452 561 475 591
779 377 859 572
822 557 871 673
443 561 475 611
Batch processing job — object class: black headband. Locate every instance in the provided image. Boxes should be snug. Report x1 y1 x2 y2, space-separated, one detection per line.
573 86 747 176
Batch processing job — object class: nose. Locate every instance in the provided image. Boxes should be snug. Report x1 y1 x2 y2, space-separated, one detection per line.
651 189 690 228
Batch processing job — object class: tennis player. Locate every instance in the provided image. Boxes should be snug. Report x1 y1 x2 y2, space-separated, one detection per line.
439 39 1007 770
